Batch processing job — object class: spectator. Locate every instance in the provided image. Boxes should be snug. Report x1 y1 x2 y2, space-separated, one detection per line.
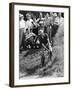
49 12 54 42
25 13 33 33
49 12 54 26
36 12 44 23
52 13 59 38
44 13 52 41
32 16 40 35
53 13 59 25
19 14 26 49
24 28 36 49
58 12 64 25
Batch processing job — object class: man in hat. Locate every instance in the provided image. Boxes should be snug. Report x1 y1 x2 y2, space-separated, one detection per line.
49 12 54 26
44 13 52 41
37 30 52 52
52 13 59 38
19 14 26 50
58 12 64 25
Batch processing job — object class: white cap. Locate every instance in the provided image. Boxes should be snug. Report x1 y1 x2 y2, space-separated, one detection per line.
19 14 24 18
53 13 57 17
26 13 31 17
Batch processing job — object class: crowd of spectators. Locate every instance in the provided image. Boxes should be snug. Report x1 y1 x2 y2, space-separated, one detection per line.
19 12 64 52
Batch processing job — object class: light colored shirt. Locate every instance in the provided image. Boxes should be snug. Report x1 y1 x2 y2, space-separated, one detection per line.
25 19 33 32
54 17 60 25
44 17 51 26
54 17 64 26
59 17 64 25
19 19 26 32
49 16 54 25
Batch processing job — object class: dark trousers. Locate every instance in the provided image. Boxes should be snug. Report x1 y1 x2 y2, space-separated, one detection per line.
52 25 59 38
46 25 52 42
19 29 25 49
51 25 59 46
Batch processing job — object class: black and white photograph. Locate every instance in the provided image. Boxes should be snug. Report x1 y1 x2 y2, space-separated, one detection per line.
19 11 64 79
9 3 70 87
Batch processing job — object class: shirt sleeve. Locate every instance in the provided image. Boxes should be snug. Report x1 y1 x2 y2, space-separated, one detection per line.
54 17 59 25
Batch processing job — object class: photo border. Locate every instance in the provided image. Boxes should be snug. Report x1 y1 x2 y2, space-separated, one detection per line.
9 2 70 87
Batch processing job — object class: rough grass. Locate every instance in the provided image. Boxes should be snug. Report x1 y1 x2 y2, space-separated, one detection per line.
19 24 64 79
